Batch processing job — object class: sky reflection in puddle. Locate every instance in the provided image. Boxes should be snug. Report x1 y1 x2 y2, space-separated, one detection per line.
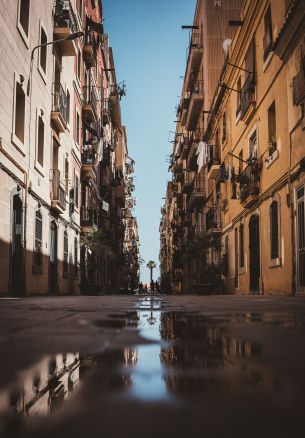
1 306 305 436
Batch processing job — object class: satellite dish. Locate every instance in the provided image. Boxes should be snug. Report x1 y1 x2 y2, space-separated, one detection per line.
223 38 232 53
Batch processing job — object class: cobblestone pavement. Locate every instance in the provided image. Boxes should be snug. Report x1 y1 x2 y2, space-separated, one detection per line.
1 294 305 438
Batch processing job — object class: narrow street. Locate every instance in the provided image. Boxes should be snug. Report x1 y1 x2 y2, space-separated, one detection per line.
1 295 305 438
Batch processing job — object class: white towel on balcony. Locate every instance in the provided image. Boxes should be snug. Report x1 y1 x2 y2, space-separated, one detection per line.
196 141 206 173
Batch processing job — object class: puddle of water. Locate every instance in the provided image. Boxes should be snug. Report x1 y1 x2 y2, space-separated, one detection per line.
1 307 305 436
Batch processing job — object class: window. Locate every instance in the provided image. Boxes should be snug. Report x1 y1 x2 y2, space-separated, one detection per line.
249 128 258 158
222 111 227 143
39 25 47 74
66 90 70 124
63 231 68 277
77 48 81 82
18 0 30 39
37 115 44 166
74 237 78 277
75 174 79 208
78 0 83 20
238 150 244 173
263 5 273 61
33 209 43 273
267 101 276 156
14 80 26 146
76 111 80 145
239 223 245 268
236 77 241 117
64 158 69 193
270 201 279 260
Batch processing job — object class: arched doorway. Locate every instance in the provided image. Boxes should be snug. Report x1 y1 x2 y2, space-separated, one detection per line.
49 221 58 293
11 194 24 296
249 214 260 293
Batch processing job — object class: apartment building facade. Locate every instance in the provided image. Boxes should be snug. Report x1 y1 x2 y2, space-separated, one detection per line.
0 0 137 296
160 0 305 295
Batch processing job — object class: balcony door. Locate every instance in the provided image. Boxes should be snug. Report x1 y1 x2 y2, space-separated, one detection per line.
49 221 58 294
249 214 260 293
296 186 305 293
11 194 24 296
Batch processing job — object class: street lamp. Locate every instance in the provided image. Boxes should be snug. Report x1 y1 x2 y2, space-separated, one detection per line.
27 31 84 95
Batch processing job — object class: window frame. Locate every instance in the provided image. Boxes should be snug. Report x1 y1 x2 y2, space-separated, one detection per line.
269 196 281 267
12 73 27 155
32 208 43 274
38 20 48 82
17 0 31 47
35 109 45 175
63 230 68 278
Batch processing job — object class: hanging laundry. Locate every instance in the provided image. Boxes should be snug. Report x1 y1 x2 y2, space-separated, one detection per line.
196 141 206 173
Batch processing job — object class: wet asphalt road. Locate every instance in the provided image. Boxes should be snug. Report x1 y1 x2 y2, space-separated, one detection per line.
0 294 305 438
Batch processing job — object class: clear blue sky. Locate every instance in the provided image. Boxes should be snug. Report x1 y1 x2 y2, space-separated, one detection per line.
103 0 196 283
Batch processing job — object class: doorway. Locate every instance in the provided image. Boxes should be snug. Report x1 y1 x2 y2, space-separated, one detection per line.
296 186 305 293
49 221 58 293
11 194 24 296
249 214 260 293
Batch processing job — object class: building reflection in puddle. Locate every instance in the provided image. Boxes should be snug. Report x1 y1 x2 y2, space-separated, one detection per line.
1 310 297 423
0 353 80 417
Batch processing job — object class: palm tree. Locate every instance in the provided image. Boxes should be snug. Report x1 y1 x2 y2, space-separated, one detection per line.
147 260 157 282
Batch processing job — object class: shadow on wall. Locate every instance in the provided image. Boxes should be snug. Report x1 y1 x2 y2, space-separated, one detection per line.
0 238 79 297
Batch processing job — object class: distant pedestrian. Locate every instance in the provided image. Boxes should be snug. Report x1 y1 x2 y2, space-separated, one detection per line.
144 284 148 294
139 282 144 294
150 280 155 294
155 281 160 295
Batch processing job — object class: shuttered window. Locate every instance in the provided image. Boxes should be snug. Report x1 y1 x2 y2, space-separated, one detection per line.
293 58 305 106
74 237 78 277
33 210 43 272
270 201 279 259
63 231 68 276
239 224 245 268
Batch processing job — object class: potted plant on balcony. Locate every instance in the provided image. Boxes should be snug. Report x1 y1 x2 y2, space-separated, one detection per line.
267 135 277 157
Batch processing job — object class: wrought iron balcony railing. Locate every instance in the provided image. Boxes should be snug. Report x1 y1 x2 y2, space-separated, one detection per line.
83 86 99 115
52 83 67 124
81 148 96 165
50 169 66 210
239 163 260 204
207 144 221 172
80 207 98 228
54 0 78 33
205 207 222 232
241 72 256 118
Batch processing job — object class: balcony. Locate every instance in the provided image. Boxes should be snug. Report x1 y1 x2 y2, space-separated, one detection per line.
181 137 190 159
115 182 126 208
185 80 204 131
181 170 193 193
102 99 111 124
81 148 97 180
240 73 256 121
185 33 203 91
186 177 206 211
207 144 221 179
80 207 98 233
53 0 79 56
205 207 222 234
51 83 67 133
239 161 261 208
82 86 98 121
180 98 190 127
50 169 66 214
83 31 97 67
187 140 198 171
